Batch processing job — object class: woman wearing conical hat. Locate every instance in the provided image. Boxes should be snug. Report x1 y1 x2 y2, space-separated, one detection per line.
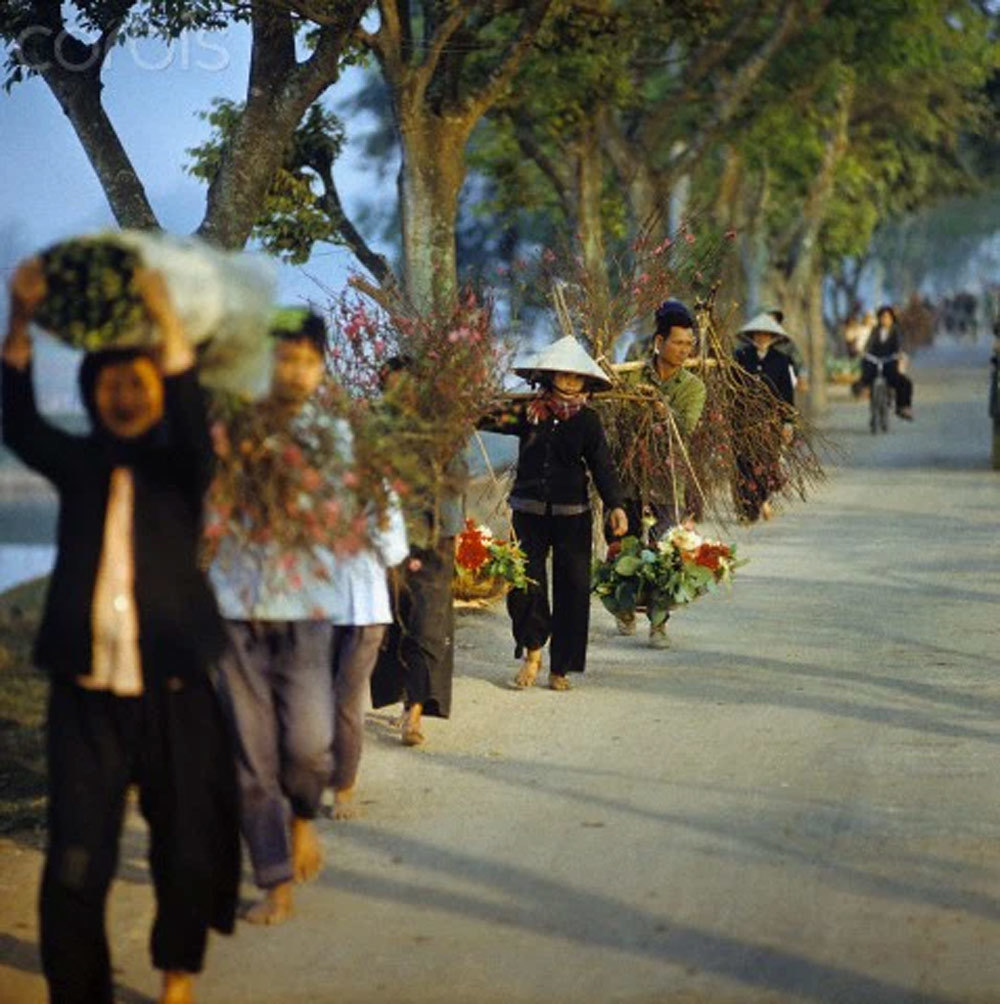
480 336 628 690
733 311 797 522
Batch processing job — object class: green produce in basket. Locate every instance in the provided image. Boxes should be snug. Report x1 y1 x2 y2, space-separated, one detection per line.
34 239 148 351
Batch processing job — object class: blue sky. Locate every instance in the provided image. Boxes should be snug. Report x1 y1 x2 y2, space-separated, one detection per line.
0 26 391 403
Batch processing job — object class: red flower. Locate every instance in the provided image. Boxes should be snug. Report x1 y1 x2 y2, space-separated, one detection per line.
692 542 730 573
300 467 322 492
282 443 304 467
456 523 490 571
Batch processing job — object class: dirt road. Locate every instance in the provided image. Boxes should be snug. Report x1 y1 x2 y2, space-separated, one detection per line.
1 341 998 1004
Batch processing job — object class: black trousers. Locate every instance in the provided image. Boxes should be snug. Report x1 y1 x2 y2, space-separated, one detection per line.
40 679 239 1004
853 360 913 409
508 510 592 676
371 536 455 718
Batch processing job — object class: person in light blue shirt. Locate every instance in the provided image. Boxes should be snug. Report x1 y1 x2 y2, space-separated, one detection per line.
210 309 406 923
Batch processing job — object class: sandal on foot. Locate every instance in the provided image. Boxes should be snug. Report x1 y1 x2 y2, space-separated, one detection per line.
514 650 542 689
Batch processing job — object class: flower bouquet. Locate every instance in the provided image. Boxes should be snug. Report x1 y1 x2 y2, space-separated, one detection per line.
204 389 371 579
454 520 531 601
32 231 276 396
592 525 744 626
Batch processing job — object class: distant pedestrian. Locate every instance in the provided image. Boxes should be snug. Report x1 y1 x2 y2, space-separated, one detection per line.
326 479 409 814
733 312 797 522
371 357 465 746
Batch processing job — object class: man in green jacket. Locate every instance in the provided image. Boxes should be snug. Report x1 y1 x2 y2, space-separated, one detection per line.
616 299 706 647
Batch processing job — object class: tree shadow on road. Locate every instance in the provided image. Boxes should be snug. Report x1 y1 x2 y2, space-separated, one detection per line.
591 652 1000 749
0 931 41 977
424 749 1000 929
324 822 949 1004
0 931 154 1003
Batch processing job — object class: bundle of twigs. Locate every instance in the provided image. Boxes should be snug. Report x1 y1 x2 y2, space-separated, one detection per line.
588 291 826 526
323 283 511 548
688 300 827 520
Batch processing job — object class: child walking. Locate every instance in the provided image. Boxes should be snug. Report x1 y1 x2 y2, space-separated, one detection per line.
2 259 239 1004
481 336 627 690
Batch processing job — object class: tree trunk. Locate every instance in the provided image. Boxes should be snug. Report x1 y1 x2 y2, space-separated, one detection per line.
806 267 828 413
576 124 612 353
713 147 748 315
198 4 366 249
396 112 467 314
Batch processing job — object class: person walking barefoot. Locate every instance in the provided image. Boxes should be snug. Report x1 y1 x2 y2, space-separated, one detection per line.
210 311 343 925
481 336 627 691
3 260 239 1004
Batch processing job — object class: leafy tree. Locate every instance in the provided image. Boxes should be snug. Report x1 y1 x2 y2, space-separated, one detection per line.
465 0 822 351
1 1 369 247
183 2 558 315
723 0 999 406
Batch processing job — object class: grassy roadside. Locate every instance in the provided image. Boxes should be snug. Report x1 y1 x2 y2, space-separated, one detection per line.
0 576 48 838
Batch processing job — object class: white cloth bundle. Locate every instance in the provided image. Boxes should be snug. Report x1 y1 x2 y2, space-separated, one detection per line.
39 230 277 397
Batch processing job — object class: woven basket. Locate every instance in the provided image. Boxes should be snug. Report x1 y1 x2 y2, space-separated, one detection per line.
453 568 507 602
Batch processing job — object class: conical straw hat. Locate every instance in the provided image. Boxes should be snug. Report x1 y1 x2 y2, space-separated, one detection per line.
513 335 613 389
738 312 791 342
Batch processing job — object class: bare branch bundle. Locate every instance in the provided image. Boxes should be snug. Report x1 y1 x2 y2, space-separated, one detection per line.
324 284 512 546
590 290 827 527
690 300 827 520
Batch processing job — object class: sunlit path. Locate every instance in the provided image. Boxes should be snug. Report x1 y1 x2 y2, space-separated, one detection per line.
1 341 998 1003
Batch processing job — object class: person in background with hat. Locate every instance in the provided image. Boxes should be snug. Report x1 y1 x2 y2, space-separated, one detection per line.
734 311 797 522
2 259 239 1004
759 304 809 394
851 304 914 420
616 299 707 647
479 336 628 690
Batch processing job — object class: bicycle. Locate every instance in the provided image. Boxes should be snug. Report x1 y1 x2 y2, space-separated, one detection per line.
863 352 899 434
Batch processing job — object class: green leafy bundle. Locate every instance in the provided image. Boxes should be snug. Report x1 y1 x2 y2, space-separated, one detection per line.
35 239 148 351
592 527 743 626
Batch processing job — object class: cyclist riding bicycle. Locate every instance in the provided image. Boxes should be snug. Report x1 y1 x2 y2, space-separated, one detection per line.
851 304 914 420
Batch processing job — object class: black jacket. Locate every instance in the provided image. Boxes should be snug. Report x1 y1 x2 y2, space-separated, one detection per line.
863 324 903 358
1 361 226 685
481 401 624 511
734 344 796 407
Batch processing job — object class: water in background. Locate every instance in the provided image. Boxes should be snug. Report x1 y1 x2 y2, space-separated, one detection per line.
0 430 518 594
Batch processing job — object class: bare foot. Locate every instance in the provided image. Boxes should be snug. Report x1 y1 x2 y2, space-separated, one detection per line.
761 501 773 521
291 817 323 882
548 673 572 691
161 971 194 1004
242 882 294 926
332 786 360 820
514 648 541 689
401 704 425 746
